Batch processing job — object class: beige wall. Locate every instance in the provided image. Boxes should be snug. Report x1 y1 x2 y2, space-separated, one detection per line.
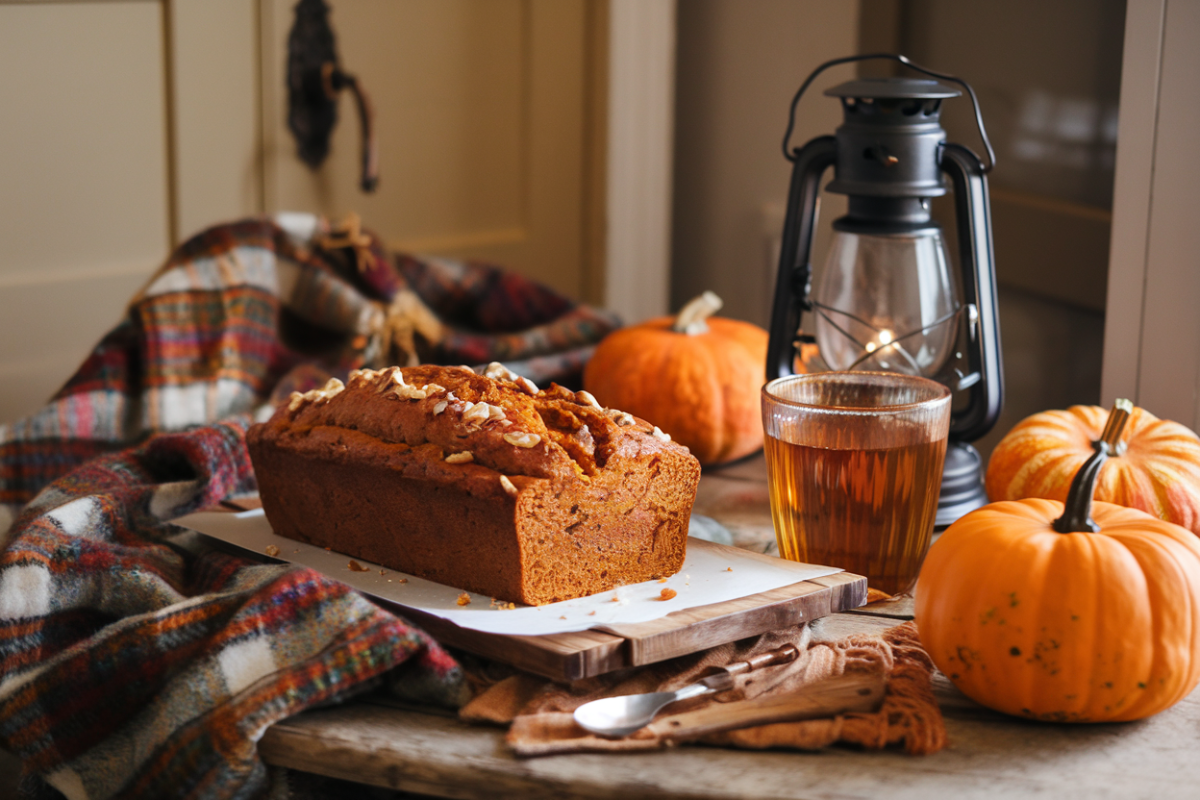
671 0 859 326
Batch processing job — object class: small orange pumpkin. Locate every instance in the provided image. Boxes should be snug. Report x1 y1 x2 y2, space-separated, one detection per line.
583 292 772 465
985 403 1200 535
917 402 1200 722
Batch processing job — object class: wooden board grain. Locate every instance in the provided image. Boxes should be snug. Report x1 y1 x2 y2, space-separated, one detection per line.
600 572 865 666
391 605 628 681
382 541 866 681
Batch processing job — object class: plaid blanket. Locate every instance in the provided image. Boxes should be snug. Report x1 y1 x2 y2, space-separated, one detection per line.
0 215 620 799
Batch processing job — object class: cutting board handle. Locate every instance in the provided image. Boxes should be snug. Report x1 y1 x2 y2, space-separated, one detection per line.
649 673 885 741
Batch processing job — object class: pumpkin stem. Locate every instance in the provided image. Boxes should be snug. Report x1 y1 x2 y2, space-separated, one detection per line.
673 291 723 335
1052 399 1133 533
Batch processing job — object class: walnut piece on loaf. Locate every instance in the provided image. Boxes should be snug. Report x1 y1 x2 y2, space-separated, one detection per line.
247 364 701 605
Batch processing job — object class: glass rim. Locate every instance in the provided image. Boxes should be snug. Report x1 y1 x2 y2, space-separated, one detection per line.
762 370 952 414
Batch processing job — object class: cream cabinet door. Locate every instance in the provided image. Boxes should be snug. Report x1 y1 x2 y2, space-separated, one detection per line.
259 0 604 303
0 0 173 423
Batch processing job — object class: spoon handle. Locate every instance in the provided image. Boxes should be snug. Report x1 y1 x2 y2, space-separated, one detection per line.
724 643 800 676
699 643 802 693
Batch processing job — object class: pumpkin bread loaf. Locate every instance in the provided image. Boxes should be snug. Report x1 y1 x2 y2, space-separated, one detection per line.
246 363 701 605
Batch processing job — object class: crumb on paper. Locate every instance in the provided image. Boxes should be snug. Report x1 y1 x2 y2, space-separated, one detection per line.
457 592 471 606
348 560 370 572
659 588 678 601
324 547 332 552
588 610 596 616
398 578 408 584
293 549 300 554
490 598 517 610
559 615 567 620
379 569 388 575
264 545 280 557
726 567 733 572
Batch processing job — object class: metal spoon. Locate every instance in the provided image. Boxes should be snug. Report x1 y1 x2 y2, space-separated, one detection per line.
573 644 800 738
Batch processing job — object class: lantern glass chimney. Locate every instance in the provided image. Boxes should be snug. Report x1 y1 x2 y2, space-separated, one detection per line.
813 227 958 377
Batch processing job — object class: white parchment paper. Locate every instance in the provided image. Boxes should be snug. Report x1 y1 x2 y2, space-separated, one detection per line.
175 510 839 636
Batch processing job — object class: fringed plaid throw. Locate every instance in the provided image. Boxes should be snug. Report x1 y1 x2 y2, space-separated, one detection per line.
0 215 620 799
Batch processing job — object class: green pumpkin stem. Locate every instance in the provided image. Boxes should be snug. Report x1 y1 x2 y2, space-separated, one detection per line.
1052 399 1133 533
672 291 723 335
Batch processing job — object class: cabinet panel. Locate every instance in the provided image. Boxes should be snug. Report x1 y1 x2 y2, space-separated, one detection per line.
0 1 171 421
261 0 593 300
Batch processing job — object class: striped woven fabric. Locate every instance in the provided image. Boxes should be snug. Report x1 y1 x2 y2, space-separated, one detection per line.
0 215 619 798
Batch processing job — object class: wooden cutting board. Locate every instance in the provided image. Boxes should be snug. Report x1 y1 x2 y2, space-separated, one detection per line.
211 497 866 682
384 539 867 682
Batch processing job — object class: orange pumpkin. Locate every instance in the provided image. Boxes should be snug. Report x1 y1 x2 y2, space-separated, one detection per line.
986 403 1200 535
583 292 772 465
917 402 1200 722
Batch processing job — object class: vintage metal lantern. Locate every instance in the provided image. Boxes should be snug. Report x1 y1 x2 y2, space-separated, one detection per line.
767 54 1004 526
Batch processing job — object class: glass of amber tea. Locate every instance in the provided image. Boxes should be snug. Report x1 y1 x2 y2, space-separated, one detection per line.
762 371 951 596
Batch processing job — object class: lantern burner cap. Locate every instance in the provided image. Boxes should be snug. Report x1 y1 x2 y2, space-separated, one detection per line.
825 78 961 101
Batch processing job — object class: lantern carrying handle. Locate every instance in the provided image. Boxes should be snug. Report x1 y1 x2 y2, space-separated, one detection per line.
782 53 996 174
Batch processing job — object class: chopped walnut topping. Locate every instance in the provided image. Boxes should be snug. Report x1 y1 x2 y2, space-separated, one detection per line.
487 403 507 421
348 560 370 572
264 545 280 557
348 367 385 388
445 451 474 464
659 588 678 601
456 592 471 606
384 370 427 400
516 376 539 395
372 367 401 392
422 383 446 395
603 407 636 426
433 400 448 415
503 432 542 449
462 402 490 423
287 378 346 412
652 426 671 442
575 390 602 410
484 361 518 382
499 475 519 496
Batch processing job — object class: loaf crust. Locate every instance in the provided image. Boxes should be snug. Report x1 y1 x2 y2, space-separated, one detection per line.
246 364 701 605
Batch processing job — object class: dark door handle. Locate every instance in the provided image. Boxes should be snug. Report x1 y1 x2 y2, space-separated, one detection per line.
287 0 379 193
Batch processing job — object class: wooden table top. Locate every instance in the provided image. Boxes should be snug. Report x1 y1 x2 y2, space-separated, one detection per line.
258 456 1200 799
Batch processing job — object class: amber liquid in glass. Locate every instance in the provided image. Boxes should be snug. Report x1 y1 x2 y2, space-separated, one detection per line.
765 435 947 596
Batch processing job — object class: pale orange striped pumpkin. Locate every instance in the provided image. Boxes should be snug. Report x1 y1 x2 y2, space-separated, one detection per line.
985 405 1200 535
